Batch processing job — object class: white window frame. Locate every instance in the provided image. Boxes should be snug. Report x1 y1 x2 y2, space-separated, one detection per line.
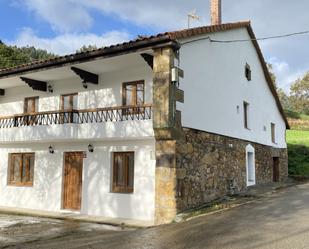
246 144 256 187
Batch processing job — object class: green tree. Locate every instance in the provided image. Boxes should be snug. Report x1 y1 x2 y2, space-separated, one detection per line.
267 63 293 111
277 88 292 111
267 63 277 88
0 42 55 69
76 45 98 53
290 72 309 115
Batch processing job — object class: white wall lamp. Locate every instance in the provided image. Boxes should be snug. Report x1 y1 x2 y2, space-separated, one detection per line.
88 144 94 153
49 145 54 154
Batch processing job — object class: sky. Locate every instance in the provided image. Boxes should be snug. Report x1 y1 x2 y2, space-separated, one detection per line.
0 0 308 93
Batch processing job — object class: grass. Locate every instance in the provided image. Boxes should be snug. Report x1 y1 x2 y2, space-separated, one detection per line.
286 130 309 146
286 130 309 177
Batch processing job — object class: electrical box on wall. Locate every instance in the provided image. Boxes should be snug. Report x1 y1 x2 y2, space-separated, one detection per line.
171 67 184 83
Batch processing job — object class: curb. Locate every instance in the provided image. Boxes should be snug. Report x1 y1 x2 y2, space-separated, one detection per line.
0 209 150 229
176 181 300 223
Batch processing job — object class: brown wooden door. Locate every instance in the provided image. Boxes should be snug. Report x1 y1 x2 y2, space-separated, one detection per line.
24 97 39 125
63 152 83 210
273 157 280 182
60 93 77 123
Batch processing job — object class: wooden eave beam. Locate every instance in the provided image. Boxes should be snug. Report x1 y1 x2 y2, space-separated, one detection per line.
71 67 98 85
141 53 153 69
20 77 47 92
0 89 5 96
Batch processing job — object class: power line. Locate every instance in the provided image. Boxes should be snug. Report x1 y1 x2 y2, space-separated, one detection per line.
211 30 309 43
181 30 309 45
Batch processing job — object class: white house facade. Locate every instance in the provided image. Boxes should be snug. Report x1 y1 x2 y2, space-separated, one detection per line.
179 27 287 148
0 21 289 225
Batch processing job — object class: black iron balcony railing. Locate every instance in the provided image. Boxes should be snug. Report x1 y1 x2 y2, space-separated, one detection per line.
0 105 152 128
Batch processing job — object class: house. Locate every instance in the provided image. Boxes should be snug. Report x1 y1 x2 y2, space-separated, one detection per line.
0 0 288 225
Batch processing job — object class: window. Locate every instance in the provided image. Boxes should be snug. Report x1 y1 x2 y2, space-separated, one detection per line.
8 153 35 186
271 123 276 143
24 97 39 113
122 81 144 106
60 93 78 123
245 63 251 81
61 93 77 110
246 145 256 187
112 152 134 193
243 101 249 129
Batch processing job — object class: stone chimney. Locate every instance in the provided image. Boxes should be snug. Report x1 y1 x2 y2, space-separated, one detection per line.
210 0 222 25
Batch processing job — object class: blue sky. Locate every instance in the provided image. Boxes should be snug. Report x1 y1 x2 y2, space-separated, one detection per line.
1 0 309 92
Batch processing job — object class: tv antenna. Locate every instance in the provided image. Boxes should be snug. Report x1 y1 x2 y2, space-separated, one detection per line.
187 9 200 29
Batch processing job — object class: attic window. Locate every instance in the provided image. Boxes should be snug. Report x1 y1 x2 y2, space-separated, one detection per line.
245 63 252 81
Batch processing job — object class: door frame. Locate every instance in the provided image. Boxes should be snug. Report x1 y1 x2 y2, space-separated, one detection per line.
246 144 256 187
273 157 280 182
62 151 84 211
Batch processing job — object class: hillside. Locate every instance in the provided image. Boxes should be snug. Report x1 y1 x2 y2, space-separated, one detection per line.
286 110 309 131
0 41 56 69
286 111 309 177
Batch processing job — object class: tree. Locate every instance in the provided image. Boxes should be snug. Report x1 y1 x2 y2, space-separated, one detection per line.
76 45 98 53
290 72 309 115
0 42 56 69
277 88 292 111
267 63 293 111
267 63 277 89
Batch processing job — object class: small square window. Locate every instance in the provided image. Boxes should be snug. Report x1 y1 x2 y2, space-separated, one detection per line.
245 64 252 81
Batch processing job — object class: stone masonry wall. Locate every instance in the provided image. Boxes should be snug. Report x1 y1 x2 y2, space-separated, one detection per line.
175 128 288 212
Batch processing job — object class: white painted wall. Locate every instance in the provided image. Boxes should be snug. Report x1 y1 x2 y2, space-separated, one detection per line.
0 139 156 222
178 28 287 148
0 66 154 142
0 66 152 115
0 121 154 143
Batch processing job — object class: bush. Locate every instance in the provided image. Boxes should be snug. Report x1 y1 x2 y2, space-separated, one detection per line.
288 144 309 176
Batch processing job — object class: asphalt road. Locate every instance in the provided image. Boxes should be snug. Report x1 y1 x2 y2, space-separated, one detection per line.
1 182 309 249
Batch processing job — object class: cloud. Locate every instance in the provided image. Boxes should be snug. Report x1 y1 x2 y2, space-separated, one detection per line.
78 1 204 30
20 0 93 32
11 0 309 92
18 0 210 32
268 57 306 94
6 28 131 55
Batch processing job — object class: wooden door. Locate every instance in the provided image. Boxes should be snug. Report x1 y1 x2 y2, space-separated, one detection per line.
60 93 77 123
63 152 83 210
273 157 280 182
24 97 38 125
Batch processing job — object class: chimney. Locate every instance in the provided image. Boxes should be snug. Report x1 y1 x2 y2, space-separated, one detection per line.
210 0 222 25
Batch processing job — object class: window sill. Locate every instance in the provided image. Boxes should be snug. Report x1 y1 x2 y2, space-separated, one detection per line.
111 188 134 194
8 183 33 187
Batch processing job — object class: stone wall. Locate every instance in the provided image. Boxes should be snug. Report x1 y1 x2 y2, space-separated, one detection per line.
152 45 184 225
175 127 288 212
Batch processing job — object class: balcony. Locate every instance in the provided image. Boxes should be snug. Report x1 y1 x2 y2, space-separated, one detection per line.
0 105 154 143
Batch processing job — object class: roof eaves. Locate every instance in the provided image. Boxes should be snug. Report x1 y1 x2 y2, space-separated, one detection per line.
0 34 173 78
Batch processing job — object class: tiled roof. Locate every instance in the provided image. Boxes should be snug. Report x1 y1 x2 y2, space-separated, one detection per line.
166 21 251 39
0 20 289 128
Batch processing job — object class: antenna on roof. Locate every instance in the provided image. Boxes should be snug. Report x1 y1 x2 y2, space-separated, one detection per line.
187 9 201 29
